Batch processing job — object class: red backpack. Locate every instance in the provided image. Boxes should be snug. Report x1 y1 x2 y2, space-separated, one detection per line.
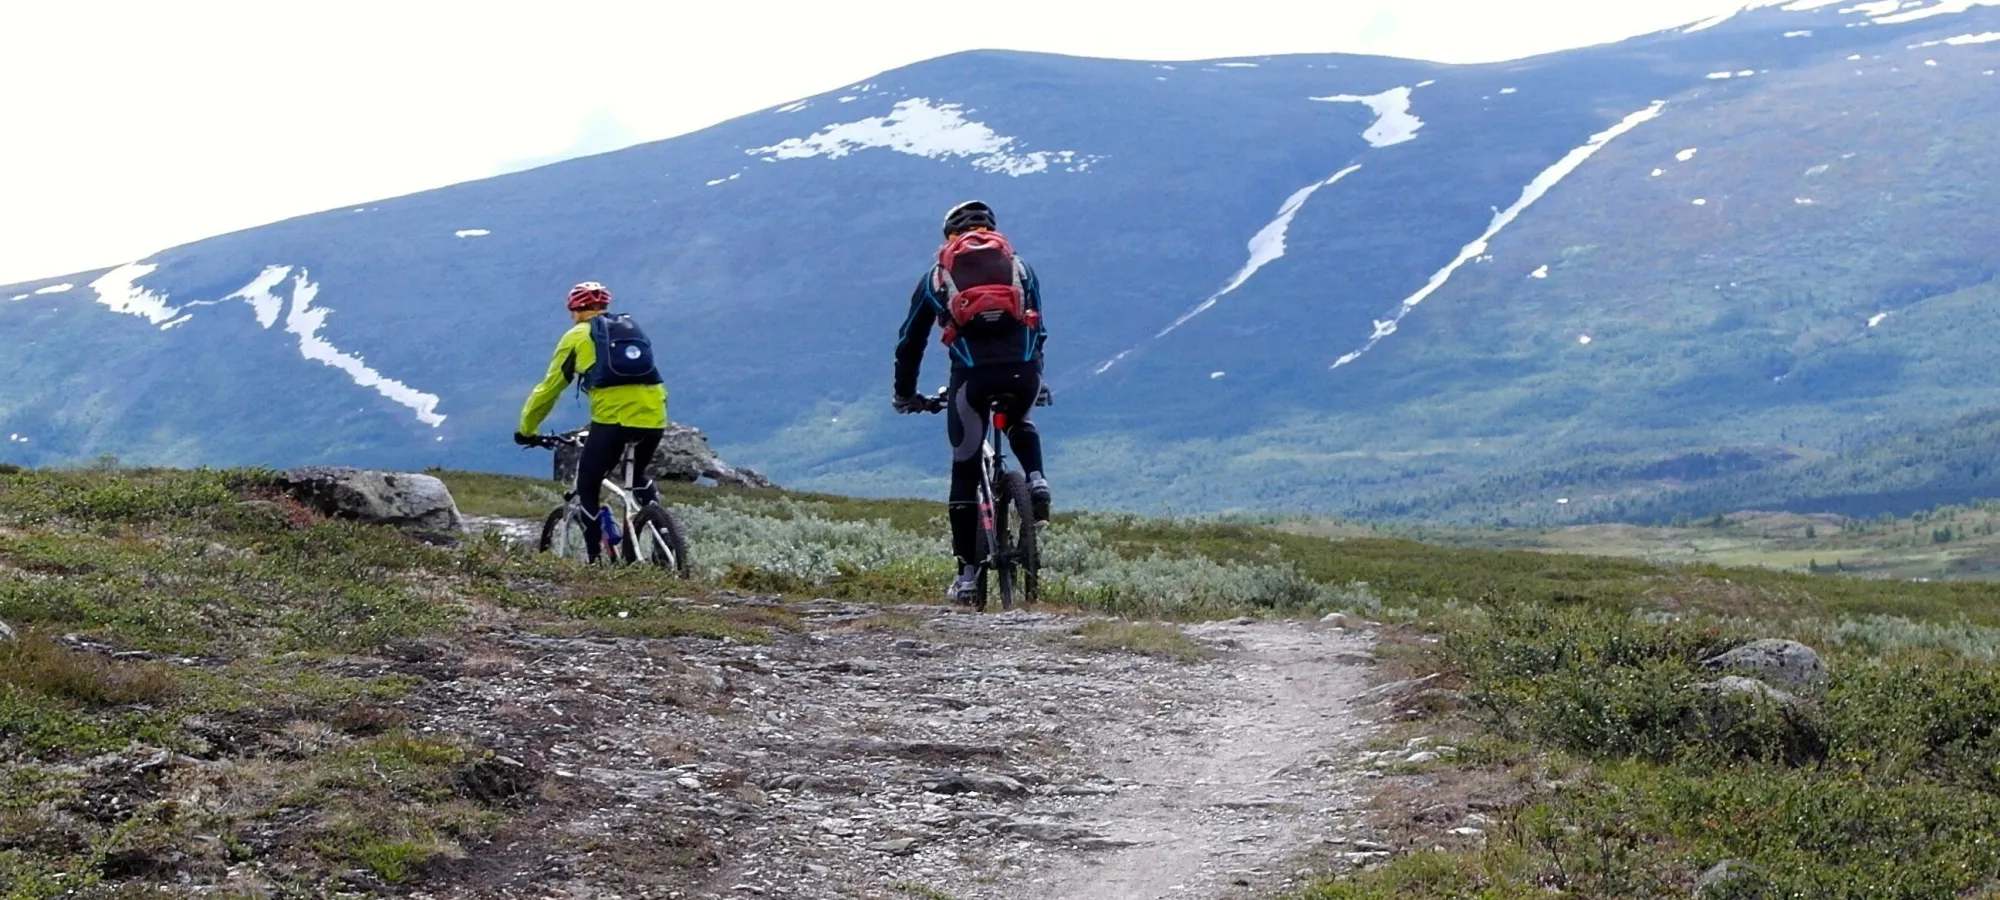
933 230 1040 345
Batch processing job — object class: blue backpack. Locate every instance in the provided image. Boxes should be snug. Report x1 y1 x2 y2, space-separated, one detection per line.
582 313 661 389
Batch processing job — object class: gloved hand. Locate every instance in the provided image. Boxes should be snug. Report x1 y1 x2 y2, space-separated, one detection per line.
1035 385 1054 407
513 432 538 447
892 394 923 414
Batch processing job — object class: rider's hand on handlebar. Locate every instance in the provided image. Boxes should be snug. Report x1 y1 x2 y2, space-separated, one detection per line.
513 431 538 447
1035 385 1054 407
892 394 924 415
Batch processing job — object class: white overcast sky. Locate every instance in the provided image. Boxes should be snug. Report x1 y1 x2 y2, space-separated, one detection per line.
0 0 1749 285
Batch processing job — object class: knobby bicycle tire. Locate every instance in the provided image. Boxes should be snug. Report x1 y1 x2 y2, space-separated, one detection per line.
994 471 1040 610
538 505 592 560
629 505 693 578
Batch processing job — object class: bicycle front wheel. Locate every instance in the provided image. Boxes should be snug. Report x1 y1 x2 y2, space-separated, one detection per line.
537 505 593 561
629 505 692 578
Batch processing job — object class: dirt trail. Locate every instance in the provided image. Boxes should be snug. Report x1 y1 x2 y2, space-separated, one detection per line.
403 595 1382 900
1025 620 1378 900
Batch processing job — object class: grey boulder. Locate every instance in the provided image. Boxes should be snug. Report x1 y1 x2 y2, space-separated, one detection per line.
1686 676 1803 734
1683 676 1827 763
0 618 14 642
279 467 464 533
1702 639 1829 697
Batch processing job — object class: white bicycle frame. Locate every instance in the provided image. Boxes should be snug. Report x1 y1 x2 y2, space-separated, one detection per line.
551 439 674 566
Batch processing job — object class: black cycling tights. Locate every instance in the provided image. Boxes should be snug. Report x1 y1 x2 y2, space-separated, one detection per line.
576 422 665 560
946 362 1045 564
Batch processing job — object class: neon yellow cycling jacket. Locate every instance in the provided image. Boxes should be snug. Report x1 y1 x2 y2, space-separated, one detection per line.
517 317 668 434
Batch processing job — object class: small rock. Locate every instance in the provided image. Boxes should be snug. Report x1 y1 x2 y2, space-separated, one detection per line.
1411 688 1469 711
0 619 13 643
1320 613 1349 628
923 773 1027 796
1355 673 1441 705
1702 639 1829 697
1405 751 1439 764
867 838 921 855
1697 859 1770 897
1000 819 1096 843
1413 803 1460 824
1352 839 1392 852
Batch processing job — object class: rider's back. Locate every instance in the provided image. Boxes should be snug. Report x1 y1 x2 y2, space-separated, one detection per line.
893 239 1045 397
526 318 667 431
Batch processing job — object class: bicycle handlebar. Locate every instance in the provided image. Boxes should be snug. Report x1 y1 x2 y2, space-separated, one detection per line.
912 385 1054 415
522 431 588 450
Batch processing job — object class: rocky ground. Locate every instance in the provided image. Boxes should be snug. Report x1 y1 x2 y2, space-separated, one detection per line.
385 580 1382 900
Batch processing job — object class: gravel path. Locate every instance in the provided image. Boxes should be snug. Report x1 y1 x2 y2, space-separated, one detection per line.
403 596 1380 899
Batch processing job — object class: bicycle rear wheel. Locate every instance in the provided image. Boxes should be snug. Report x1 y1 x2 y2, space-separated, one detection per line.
628 505 692 577
537 505 593 561
994 471 1040 610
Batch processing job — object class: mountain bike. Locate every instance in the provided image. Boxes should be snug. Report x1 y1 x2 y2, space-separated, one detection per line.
523 430 691 576
915 386 1049 611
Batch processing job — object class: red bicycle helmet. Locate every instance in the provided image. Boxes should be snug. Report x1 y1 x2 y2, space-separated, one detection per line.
566 281 611 311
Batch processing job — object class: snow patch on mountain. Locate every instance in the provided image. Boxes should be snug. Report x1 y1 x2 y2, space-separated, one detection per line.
1869 312 1890 327
33 283 73 295
89 264 181 326
748 98 1096 177
223 265 293 329
1678 148 1699 161
1310 87 1423 147
1910 31 2000 46
1156 164 1365 340
1531 265 1550 279
1096 165 1365 375
455 229 490 238
8 295 25 302
1875 0 2000 24
85 263 444 425
282 270 446 427
1332 101 1668 370
1678 0 1992 32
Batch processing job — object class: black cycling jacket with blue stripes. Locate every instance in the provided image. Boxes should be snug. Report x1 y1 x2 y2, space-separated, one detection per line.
893 257 1047 399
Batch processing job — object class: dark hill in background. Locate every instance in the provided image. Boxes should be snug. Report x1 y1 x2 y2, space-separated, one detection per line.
5 0 2000 524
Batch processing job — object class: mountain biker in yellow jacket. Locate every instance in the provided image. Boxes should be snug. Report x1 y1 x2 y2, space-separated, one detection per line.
515 281 668 561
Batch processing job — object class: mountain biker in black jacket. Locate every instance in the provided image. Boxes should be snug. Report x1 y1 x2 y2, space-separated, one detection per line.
893 200 1050 605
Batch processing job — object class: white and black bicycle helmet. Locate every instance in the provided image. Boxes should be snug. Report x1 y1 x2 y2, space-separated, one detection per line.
942 200 997 237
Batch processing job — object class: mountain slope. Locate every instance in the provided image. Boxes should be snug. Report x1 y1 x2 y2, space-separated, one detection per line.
6 0 2000 522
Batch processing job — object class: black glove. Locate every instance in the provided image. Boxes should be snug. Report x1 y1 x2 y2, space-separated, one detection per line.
1035 385 1054 407
892 394 923 414
513 432 538 447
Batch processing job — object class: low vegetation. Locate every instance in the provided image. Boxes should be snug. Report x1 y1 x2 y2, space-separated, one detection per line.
7 464 2000 896
1061 620 1214 662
